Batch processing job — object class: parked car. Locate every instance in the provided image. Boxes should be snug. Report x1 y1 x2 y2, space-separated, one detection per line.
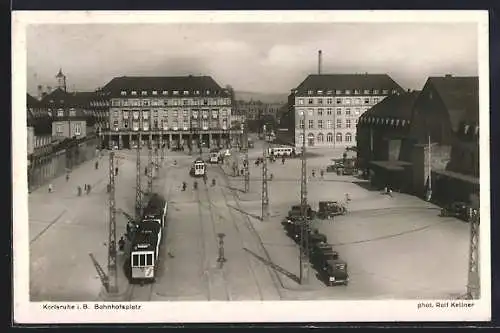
288 204 316 220
317 201 347 219
310 243 339 269
440 202 475 222
321 259 349 286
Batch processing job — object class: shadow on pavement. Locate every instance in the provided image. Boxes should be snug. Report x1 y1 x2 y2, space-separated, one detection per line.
243 247 300 284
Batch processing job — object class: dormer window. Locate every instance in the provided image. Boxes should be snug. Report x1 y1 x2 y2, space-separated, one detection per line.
141 91 148 96
131 91 137 95
195 90 200 95
317 90 323 95
173 91 179 95
307 90 313 95
162 90 168 95
206 90 210 95
326 90 333 95
364 90 370 94
373 89 379 94
345 90 351 95
120 91 127 96
69 108 76 117
354 89 360 95
382 89 389 94
152 91 158 95
183 90 189 95
57 109 64 117
335 90 341 95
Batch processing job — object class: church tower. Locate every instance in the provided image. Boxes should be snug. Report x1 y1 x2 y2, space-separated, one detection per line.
55 68 67 92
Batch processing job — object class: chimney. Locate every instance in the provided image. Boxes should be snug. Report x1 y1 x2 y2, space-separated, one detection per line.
37 85 43 100
318 50 322 75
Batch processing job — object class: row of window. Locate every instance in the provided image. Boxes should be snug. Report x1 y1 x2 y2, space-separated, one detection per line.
297 97 380 106
112 120 229 131
120 89 227 97
112 109 229 118
299 119 358 129
297 107 367 117
55 123 82 135
299 132 353 143
111 98 232 107
304 89 396 96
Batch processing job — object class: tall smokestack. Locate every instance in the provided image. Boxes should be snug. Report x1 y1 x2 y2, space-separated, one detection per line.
37 85 43 101
318 50 322 75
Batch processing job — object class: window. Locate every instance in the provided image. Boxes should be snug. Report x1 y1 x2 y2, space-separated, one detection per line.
112 99 120 106
335 90 342 94
317 133 324 142
308 119 314 129
364 98 370 104
327 120 333 129
336 133 343 142
147 254 153 266
141 91 148 96
154 119 158 129
364 89 370 94
123 111 129 119
173 90 179 95
326 98 333 105
139 254 145 266
336 119 342 128
132 254 139 266
113 110 119 117
373 89 379 94
345 90 351 95
354 89 360 95
327 108 332 115
124 120 129 129
346 119 351 128
308 109 313 116
317 98 323 104
57 109 64 117
318 108 323 116
206 90 210 95
113 120 119 128
162 90 168 95
307 90 313 95
355 98 361 105
374 98 379 103
392 89 398 94
56 125 63 134
69 109 76 117
143 111 149 119
327 90 333 95
336 108 342 115
299 119 305 129
183 109 189 117
382 89 389 94
318 120 323 129
327 133 333 142
346 108 351 116
183 90 189 95
317 90 323 95
336 98 342 104
345 98 351 104
152 91 158 95
143 100 150 106
355 108 361 116
308 98 313 105
183 99 189 106
355 119 358 125
120 91 127 96
203 99 208 106
298 99 304 105
345 133 352 142
299 133 304 143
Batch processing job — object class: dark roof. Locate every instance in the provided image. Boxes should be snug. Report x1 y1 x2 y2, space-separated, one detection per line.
40 88 95 109
294 74 404 95
102 75 230 98
360 91 420 121
27 94 40 107
427 76 479 131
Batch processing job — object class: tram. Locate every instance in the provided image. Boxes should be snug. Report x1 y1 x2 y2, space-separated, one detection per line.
190 158 207 177
130 193 167 283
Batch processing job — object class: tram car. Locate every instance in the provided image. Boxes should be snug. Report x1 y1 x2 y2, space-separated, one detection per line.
130 193 167 283
190 158 207 177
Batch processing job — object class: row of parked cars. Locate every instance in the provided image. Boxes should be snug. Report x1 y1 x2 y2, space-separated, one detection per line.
281 204 349 286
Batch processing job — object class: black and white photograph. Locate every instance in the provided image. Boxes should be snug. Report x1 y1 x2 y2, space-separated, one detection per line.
13 10 490 323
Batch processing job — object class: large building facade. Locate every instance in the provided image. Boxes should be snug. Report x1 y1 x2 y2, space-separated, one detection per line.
280 74 404 148
102 76 239 149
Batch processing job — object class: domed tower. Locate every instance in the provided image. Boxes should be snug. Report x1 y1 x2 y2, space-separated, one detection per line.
55 68 67 92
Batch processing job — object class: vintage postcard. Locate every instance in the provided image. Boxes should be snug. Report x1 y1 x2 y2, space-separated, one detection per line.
12 10 491 323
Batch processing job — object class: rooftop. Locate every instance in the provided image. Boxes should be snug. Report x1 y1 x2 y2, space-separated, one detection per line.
294 74 404 95
360 90 421 121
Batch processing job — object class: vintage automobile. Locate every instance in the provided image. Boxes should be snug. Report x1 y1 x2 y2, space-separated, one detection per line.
317 201 347 219
310 243 339 269
440 202 475 222
321 259 349 286
288 204 316 220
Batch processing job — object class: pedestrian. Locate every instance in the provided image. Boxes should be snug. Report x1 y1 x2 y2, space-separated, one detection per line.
77 185 82 196
145 167 148 176
345 193 351 202
115 167 119 176
193 181 198 190
212 178 216 187
48 183 53 193
66 173 70 182
84 184 87 191
320 170 324 179
118 236 125 252
282 157 285 165
312 170 316 178
95 161 99 170
86 184 92 195
240 168 244 176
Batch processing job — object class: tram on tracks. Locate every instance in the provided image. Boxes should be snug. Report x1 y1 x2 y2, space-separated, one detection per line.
190 157 207 177
130 193 167 283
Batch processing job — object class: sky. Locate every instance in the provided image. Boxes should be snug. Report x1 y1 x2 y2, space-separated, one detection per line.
26 22 479 96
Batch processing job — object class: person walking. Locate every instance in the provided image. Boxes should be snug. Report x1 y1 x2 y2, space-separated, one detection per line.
95 161 99 170
48 183 53 193
115 167 119 176
118 236 125 252
66 173 70 182
312 169 316 178
77 185 82 196
320 169 324 179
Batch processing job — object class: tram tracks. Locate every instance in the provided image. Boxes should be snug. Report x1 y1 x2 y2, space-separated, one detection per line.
216 165 283 300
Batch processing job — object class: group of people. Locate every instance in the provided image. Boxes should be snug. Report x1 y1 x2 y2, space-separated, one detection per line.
181 175 215 191
77 184 93 196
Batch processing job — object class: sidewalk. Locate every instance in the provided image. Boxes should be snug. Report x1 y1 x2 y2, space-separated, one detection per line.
29 151 140 301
